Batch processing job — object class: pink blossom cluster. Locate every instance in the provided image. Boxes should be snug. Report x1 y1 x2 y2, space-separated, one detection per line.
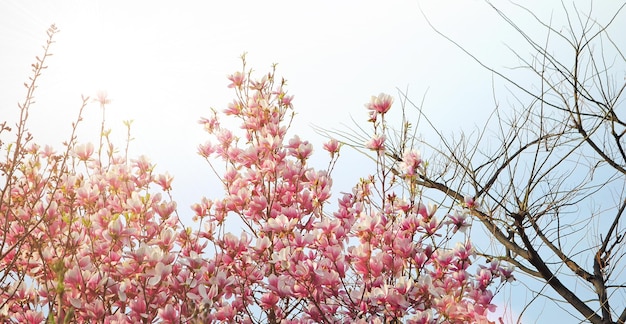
0 141 183 322
193 61 513 322
0 58 512 323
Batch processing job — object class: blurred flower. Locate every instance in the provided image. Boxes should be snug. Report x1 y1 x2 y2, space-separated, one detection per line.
95 90 111 106
158 304 178 322
198 141 216 158
323 138 340 155
287 135 313 160
447 211 470 233
74 143 94 161
280 94 294 107
156 172 174 191
366 93 393 115
365 134 385 152
464 196 478 209
227 72 245 88
400 150 422 176
147 262 172 287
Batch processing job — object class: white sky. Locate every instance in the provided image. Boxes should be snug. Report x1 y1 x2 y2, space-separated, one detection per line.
2 1 625 322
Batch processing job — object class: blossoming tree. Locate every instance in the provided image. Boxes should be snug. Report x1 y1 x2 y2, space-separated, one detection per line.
0 26 512 323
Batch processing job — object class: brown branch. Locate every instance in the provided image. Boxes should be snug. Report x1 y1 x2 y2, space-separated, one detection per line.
513 215 603 324
413 174 529 260
618 307 626 324
526 212 594 282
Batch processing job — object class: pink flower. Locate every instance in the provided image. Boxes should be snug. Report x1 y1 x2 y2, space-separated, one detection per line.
15 310 44 324
198 141 216 158
77 184 99 205
95 90 111 105
464 196 478 209
132 155 152 172
158 304 178 323
476 268 493 289
199 115 220 133
155 172 174 191
64 265 82 287
280 94 294 107
420 214 439 236
224 100 243 115
266 214 298 232
250 75 268 90
366 93 393 115
447 211 470 233
126 192 144 214
155 201 177 218
147 261 172 287
260 292 280 308
366 134 386 152
130 297 147 316
287 135 313 160
323 138 340 155
216 129 234 147
41 144 56 158
227 71 245 88
400 149 422 176
74 142 94 161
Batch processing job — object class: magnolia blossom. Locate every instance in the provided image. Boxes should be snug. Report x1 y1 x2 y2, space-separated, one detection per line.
447 210 471 233
400 149 422 176
155 172 174 191
367 93 394 115
465 195 479 209
95 90 111 106
323 138 340 155
74 142 94 161
227 71 245 88
280 93 294 107
287 135 313 160
366 134 386 152
158 304 178 322
1 59 512 323
197 141 216 158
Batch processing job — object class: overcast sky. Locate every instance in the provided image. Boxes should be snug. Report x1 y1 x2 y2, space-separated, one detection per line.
2 1 625 322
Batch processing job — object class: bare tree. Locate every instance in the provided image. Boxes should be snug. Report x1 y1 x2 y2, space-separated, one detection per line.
328 2 626 323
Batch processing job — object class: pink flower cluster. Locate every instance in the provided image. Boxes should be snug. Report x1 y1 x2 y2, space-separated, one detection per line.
0 59 512 323
0 144 183 322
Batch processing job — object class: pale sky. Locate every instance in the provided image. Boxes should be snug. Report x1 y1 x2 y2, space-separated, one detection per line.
2 1 625 322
